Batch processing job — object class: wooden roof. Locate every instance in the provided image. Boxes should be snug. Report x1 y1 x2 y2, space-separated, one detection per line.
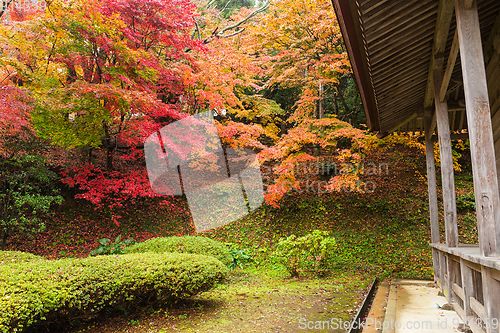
332 0 500 136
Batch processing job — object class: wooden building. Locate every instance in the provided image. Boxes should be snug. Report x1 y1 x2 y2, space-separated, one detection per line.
331 0 500 331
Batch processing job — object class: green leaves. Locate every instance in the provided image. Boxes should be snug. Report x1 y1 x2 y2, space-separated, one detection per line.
0 155 63 250
90 235 135 256
272 230 337 277
125 236 232 267
0 252 228 332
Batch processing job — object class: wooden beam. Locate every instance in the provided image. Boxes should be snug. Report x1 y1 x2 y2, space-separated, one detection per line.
424 0 455 108
458 109 466 131
434 68 458 248
440 29 460 102
484 11 500 65
426 108 437 141
464 0 473 10
456 0 500 257
455 0 500 256
388 113 417 134
425 111 441 244
430 132 469 142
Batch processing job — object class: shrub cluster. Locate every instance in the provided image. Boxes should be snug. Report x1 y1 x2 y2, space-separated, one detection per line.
0 252 228 332
125 236 232 266
0 251 46 265
272 230 337 277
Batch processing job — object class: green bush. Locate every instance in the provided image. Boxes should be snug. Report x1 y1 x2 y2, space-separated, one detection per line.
0 251 46 265
90 235 134 256
124 236 231 266
272 230 337 277
0 252 228 332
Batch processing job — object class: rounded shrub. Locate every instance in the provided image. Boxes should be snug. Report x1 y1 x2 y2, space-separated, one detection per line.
0 251 46 265
124 236 232 266
0 252 228 332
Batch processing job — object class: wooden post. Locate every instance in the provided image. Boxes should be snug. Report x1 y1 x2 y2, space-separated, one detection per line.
481 266 500 333
455 0 500 256
434 69 459 248
425 112 441 245
441 252 450 298
433 248 441 284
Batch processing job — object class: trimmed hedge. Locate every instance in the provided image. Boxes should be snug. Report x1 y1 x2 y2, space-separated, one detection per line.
124 236 232 266
0 252 228 332
0 251 46 265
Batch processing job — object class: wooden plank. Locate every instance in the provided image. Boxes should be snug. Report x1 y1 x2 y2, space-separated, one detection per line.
453 282 465 300
440 29 460 102
491 265 500 282
452 302 466 319
461 258 475 325
465 259 482 273
371 19 436 64
470 296 486 320
423 0 455 108
455 0 500 257
359 0 389 14
481 266 500 331
372 31 434 67
365 0 435 34
486 50 499 81
425 111 441 244
441 252 450 299
484 12 500 65
374 61 430 89
434 68 459 248
433 248 441 284
487 65 500 102
388 114 417 134
363 0 418 25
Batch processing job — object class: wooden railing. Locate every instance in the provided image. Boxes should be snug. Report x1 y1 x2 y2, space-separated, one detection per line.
431 243 500 333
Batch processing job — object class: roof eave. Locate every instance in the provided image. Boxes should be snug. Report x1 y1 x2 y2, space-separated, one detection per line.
331 0 380 132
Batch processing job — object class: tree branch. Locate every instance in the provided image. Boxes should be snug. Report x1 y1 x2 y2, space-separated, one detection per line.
0 0 15 19
214 1 270 38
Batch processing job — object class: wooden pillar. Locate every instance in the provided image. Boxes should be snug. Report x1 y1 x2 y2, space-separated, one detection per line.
434 69 459 247
425 113 441 245
455 0 500 256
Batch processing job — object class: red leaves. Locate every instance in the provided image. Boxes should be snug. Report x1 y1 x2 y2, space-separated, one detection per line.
62 164 159 209
0 85 34 156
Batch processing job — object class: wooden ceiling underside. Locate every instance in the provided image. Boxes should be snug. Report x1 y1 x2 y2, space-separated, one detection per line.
340 0 500 135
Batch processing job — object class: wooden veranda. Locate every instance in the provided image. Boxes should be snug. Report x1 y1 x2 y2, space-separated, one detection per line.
332 0 500 331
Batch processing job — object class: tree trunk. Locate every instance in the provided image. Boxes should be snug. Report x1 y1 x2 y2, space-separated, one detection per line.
318 82 324 119
1 230 8 251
